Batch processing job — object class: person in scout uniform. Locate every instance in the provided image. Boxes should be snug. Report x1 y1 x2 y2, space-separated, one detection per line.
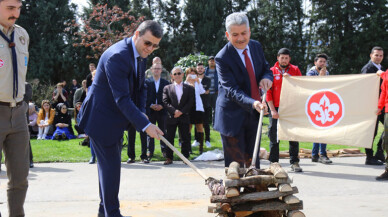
0 0 30 216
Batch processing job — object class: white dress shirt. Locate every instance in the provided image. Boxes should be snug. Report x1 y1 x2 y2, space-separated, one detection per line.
174 81 183 104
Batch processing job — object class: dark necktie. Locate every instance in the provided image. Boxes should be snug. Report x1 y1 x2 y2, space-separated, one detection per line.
242 49 261 101
134 56 143 106
0 31 18 99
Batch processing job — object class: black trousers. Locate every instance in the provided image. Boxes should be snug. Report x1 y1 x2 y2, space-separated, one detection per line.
203 106 212 141
268 107 299 164
126 125 147 160
148 111 166 158
365 111 384 158
164 120 190 159
221 113 259 168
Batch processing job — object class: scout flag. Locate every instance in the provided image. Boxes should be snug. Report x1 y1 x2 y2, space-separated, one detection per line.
277 74 380 148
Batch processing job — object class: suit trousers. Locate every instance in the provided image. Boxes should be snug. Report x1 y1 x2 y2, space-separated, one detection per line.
148 111 166 158
89 136 122 217
0 102 30 217
268 107 300 164
203 106 212 142
365 111 384 158
220 112 259 168
165 119 190 159
127 125 147 160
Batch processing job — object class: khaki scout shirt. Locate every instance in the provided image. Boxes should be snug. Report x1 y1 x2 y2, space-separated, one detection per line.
0 24 29 103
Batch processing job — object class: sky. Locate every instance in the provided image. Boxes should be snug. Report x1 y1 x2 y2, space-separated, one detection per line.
70 0 89 13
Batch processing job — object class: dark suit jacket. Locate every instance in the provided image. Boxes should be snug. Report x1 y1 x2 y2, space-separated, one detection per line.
145 77 170 115
214 40 273 137
361 60 385 74
162 83 195 125
79 37 149 145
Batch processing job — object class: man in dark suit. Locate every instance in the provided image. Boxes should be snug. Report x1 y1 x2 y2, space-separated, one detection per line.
214 12 273 168
79 21 164 217
145 63 170 161
361 46 385 165
162 67 195 165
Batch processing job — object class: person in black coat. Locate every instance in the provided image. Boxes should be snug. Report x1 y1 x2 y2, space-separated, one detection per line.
145 63 170 161
361 46 386 165
162 67 195 165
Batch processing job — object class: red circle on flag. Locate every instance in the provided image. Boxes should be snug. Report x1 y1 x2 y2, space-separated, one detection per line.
305 89 344 129
0 59 4 68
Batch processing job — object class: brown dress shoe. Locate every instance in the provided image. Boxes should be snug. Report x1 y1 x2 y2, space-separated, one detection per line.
163 158 173 165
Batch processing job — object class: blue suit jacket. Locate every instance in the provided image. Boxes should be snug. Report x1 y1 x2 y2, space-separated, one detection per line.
79 37 149 144
214 40 273 137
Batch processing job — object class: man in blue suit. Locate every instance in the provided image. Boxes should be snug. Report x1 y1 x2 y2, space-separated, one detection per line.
214 12 273 168
79 20 164 217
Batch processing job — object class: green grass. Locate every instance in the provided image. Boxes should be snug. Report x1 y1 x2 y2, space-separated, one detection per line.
30 117 381 163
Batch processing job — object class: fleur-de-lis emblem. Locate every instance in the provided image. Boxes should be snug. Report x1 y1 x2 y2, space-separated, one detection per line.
310 94 339 124
306 90 344 129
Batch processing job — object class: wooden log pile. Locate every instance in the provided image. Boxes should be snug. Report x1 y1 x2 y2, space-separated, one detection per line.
208 162 305 217
278 148 364 159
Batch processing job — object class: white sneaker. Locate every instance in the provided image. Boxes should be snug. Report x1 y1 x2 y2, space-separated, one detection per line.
205 141 211 148
37 136 42 140
191 140 199 147
42 134 47 140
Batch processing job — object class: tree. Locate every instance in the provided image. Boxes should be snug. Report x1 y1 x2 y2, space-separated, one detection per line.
89 0 130 10
70 4 144 60
249 0 306 72
152 0 195 70
18 0 79 83
309 0 388 74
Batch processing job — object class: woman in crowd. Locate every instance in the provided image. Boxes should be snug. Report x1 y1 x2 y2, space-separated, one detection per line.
74 101 86 137
51 103 75 140
37 100 55 140
185 67 206 154
28 102 39 137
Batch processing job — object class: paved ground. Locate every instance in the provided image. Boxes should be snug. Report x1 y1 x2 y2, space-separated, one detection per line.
0 157 387 217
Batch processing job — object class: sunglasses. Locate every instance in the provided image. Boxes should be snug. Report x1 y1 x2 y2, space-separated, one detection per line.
173 72 182 76
144 40 160 49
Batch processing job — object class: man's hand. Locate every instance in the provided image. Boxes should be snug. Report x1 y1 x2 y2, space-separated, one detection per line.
253 101 268 115
155 104 163 111
319 67 327 76
174 110 183 118
271 110 279 119
259 79 272 91
377 70 384 77
377 108 382 115
283 73 290 77
145 124 164 140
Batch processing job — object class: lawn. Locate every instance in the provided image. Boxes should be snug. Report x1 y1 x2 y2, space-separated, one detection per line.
29 117 381 163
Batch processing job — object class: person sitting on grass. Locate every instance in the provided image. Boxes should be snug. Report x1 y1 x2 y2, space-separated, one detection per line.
28 102 39 137
51 103 75 140
37 100 55 140
74 101 86 138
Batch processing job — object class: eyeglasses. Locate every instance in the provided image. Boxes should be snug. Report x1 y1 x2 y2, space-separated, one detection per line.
173 72 182 76
144 40 160 49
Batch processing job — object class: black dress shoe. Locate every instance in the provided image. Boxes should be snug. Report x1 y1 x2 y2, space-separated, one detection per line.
365 157 384 165
374 150 386 162
141 158 150 164
126 158 135 164
89 157 96 164
376 169 388 181
30 162 34 168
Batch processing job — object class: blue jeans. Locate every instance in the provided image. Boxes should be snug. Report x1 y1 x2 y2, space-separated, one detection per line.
90 141 96 159
312 143 327 156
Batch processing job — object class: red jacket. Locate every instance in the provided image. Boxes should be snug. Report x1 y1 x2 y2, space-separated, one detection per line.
378 70 388 112
266 62 302 107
